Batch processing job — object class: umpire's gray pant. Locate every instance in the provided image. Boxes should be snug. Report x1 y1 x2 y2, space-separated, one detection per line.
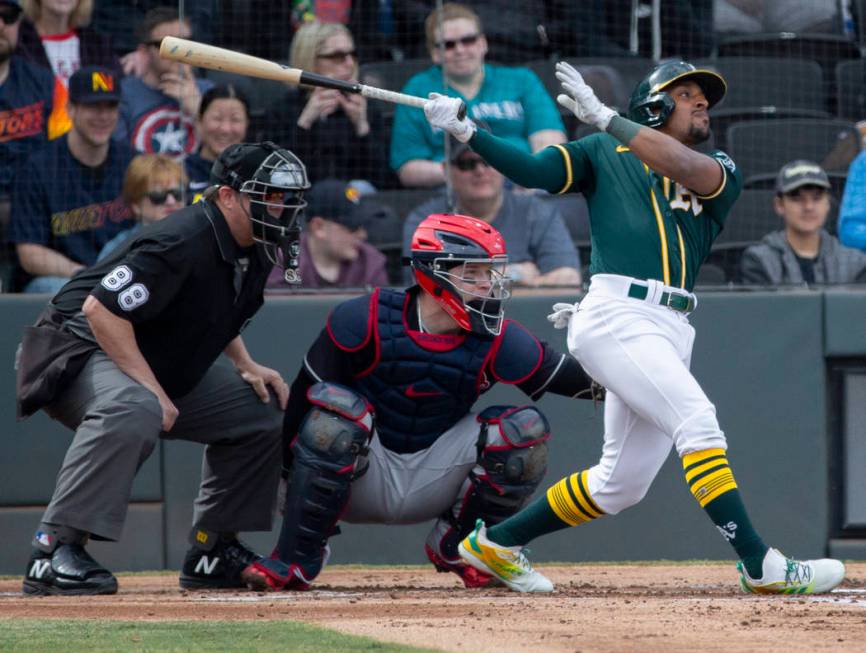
41 351 283 541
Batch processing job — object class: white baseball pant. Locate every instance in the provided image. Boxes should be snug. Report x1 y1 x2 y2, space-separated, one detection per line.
566 274 728 515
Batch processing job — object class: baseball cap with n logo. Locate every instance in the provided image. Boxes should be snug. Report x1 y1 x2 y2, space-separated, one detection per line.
68 65 121 105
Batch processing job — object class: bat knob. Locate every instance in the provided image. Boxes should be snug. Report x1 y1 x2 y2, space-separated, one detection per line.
457 101 467 121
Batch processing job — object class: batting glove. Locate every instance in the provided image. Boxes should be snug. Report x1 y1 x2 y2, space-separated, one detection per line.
555 61 617 131
547 302 579 329
424 92 476 143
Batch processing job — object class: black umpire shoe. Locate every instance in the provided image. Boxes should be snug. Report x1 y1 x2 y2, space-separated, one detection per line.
179 536 260 590
23 544 118 596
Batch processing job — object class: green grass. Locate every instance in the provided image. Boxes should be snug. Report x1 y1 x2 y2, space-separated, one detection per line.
0 619 440 653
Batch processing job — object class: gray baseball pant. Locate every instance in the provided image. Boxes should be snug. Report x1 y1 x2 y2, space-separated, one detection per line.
41 352 282 541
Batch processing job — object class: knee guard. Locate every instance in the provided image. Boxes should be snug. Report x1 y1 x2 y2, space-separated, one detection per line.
472 405 550 522
436 406 550 560
275 382 373 584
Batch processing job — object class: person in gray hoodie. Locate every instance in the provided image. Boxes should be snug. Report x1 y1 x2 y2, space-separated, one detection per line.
740 160 866 285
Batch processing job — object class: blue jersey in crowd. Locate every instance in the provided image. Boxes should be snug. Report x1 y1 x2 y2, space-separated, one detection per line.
117 76 212 157
9 135 135 266
0 57 60 197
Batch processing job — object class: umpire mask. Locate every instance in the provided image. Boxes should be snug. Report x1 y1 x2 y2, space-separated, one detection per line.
211 142 310 282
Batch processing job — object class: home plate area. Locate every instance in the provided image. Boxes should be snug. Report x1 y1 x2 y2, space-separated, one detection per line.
1 563 865 653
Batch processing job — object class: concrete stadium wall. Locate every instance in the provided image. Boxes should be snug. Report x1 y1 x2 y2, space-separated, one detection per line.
0 289 861 575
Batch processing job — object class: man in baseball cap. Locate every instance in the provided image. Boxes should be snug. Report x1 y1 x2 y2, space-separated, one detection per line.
741 159 866 284
267 179 388 289
401 133 581 287
10 64 131 293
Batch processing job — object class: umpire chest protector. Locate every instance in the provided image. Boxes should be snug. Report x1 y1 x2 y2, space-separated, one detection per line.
328 289 509 454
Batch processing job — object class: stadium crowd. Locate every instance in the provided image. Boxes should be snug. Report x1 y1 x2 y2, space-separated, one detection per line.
1 0 865 292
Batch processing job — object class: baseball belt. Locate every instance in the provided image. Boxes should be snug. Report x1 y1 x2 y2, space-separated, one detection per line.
627 282 696 314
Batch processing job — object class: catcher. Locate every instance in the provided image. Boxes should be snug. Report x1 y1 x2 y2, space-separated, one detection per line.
243 213 600 590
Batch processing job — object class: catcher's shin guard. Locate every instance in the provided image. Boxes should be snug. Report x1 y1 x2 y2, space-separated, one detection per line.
433 406 550 569
248 383 372 591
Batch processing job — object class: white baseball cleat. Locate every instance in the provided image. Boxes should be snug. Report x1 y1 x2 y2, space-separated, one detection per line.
738 547 845 595
458 519 553 593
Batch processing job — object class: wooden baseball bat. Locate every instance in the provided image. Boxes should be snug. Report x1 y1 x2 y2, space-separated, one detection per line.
159 36 467 120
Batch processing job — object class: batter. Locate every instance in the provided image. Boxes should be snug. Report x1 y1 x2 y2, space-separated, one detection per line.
424 60 846 595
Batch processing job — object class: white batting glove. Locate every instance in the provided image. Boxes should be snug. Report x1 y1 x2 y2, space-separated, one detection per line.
547 302 579 329
424 92 476 143
555 61 617 131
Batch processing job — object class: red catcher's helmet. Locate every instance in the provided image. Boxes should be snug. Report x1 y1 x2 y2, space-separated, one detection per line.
410 213 511 336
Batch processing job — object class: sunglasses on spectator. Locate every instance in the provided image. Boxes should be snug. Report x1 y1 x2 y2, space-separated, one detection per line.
454 157 490 172
146 188 184 204
436 33 481 50
0 4 22 24
316 50 356 62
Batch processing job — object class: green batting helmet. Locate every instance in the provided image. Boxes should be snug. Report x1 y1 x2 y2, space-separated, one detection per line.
628 61 726 128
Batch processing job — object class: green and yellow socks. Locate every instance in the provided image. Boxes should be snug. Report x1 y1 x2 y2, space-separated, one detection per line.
683 448 768 578
486 470 604 547
485 448 769 581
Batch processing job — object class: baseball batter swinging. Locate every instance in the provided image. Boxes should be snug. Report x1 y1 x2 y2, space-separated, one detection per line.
423 60 846 594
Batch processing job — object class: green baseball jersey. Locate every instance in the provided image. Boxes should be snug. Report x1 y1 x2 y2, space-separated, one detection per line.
553 132 742 291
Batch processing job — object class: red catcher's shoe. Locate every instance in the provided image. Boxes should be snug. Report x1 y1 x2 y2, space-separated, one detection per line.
242 557 315 591
425 543 497 588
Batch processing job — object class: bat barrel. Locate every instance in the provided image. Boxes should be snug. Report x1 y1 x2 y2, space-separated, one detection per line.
159 35 302 84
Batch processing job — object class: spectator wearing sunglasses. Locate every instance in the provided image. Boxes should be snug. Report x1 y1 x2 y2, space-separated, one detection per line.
390 2 566 188
116 6 212 158
185 84 249 198
254 21 395 190
401 140 580 287
97 153 187 262
9 64 133 293
16 0 120 139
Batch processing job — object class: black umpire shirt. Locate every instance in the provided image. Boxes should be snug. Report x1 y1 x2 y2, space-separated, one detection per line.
51 200 272 399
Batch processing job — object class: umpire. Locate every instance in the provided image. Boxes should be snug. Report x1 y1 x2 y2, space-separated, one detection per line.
16 141 310 595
